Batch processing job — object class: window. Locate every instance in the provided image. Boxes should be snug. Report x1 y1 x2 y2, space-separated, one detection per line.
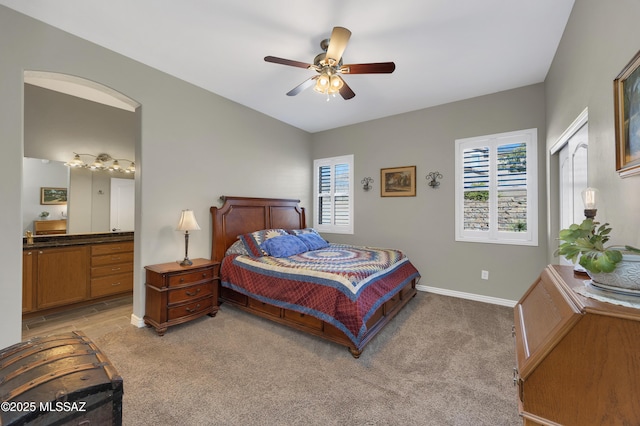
455 128 538 246
313 154 354 234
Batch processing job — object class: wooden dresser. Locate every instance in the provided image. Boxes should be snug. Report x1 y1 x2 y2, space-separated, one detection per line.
144 258 219 335
33 219 67 235
514 265 640 426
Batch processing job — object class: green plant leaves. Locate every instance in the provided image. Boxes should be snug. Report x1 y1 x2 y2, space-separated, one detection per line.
557 218 627 273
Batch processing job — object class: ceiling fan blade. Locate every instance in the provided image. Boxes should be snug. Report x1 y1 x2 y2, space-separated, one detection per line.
325 27 352 65
264 56 315 70
338 77 355 100
286 76 318 96
340 62 396 74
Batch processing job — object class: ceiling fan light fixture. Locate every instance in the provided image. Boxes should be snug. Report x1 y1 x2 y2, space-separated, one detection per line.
265 26 395 100
314 72 331 93
330 75 343 90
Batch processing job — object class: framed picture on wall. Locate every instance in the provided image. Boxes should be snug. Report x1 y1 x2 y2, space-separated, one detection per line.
614 49 640 177
381 166 416 197
41 187 67 205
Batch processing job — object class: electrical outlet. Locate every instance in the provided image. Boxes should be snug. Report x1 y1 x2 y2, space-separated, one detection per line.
481 270 489 280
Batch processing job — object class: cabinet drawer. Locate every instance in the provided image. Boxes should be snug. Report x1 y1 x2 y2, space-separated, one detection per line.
283 309 322 330
92 252 134 267
384 293 401 313
168 268 214 287
248 297 281 318
168 297 213 320
91 272 133 297
221 286 247 305
91 241 134 256
168 283 214 305
91 262 134 278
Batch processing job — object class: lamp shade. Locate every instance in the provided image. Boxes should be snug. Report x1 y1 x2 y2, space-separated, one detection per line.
176 210 200 231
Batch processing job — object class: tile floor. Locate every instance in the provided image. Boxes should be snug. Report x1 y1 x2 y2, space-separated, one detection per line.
22 295 134 341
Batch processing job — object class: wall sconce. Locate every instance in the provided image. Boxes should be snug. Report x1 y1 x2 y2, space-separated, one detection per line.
65 152 135 174
582 187 599 219
361 177 374 191
176 209 201 266
426 171 443 189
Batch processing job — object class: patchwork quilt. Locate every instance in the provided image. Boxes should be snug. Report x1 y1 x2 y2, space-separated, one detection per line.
221 244 421 347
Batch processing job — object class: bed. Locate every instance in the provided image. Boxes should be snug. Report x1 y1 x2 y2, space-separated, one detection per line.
210 196 420 358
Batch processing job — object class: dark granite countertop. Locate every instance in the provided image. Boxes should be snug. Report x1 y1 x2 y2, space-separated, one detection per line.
23 231 134 249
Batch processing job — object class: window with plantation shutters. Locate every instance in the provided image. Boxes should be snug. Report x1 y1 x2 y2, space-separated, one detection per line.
314 155 354 234
455 129 538 246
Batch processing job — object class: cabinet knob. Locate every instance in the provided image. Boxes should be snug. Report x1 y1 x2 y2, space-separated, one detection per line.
179 277 185 283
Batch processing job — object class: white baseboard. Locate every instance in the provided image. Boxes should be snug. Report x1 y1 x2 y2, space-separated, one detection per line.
416 284 517 307
130 313 146 328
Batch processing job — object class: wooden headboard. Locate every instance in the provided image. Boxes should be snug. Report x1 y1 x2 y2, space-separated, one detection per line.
210 196 306 262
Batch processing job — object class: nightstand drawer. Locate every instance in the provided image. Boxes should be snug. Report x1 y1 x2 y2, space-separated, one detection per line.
168 282 214 305
168 268 214 287
91 272 133 297
168 297 214 320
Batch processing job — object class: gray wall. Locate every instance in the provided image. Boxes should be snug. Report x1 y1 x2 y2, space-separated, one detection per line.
312 84 548 302
0 6 311 348
545 0 640 258
24 83 137 162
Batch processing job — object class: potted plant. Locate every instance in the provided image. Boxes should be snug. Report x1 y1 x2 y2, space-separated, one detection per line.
557 218 640 291
39 211 50 220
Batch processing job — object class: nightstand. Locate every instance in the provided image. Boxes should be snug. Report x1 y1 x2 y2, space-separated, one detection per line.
144 258 219 336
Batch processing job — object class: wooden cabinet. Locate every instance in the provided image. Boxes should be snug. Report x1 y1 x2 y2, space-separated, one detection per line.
514 265 640 425
22 236 134 315
144 259 219 336
22 251 35 313
90 241 134 297
33 219 66 235
35 246 90 310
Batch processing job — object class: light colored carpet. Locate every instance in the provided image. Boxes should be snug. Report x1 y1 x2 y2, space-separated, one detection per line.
94 292 520 425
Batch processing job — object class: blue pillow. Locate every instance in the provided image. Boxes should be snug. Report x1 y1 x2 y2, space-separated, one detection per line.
296 232 329 251
261 235 308 257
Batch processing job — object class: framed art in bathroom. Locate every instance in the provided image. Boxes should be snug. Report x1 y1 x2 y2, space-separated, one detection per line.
40 187 67 205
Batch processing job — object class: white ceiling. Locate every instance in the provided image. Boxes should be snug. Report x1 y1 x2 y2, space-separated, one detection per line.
1 0 575 133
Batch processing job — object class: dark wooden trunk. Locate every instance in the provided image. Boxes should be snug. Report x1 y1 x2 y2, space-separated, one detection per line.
0 331 123 426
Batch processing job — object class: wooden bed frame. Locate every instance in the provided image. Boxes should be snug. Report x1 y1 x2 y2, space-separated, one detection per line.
210 196 417 358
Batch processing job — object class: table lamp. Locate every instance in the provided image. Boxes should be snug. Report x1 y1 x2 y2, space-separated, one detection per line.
176 209 200 266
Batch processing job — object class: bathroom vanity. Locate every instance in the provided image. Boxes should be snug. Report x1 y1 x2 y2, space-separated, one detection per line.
22 232 133 316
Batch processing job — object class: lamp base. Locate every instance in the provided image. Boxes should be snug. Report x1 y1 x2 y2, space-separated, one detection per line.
180 258 193 266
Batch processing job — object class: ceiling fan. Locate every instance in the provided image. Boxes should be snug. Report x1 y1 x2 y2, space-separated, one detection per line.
264 26 395 100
